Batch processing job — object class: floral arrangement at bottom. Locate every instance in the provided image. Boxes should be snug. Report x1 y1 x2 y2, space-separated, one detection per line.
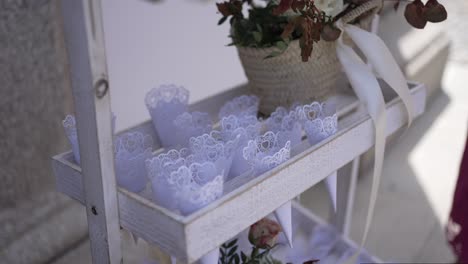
219 218 319 264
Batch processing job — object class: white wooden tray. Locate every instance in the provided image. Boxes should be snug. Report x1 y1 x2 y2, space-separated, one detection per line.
52 81 425 263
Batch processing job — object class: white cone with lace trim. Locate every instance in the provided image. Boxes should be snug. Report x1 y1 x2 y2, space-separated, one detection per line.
131 233 139 244
274 201 293 248
325 172 337 211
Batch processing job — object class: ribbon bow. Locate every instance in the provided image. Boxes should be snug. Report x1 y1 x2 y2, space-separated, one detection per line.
335 19 414 263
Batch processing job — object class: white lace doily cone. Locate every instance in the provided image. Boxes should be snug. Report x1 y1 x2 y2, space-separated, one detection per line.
265 106 303 150
325 172 337 211
243 131 292 177
147 148 224 216
198 248 220 264
62 115 80 164
174 111 213 148
301 101 338 212
63 113 116 165
131 232 139 244
176 165 224 216
220 115 261 179
218 95 259 119
274 201 293 248
114 132 153 193
145 84 189 148
146 148 192 212
189 131 239 180
243 131 293 247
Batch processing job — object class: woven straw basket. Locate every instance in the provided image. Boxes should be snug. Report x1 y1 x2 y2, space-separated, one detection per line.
237 0 383 114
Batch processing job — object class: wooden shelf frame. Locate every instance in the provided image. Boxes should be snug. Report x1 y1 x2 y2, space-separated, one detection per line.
53 79 426 262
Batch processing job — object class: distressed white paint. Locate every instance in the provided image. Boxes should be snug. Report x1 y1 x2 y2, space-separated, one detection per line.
60 0 121 263
53 81 425 262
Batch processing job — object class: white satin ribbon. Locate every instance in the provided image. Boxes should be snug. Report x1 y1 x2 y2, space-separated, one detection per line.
335 19 413 263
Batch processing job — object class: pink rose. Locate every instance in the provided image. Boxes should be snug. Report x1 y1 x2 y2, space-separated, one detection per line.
248 218 282 249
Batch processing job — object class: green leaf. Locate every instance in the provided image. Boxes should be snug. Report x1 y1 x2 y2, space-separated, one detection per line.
275 41 288 51
256 23 263 33
252 31 262 43
241 252 248 262
264 51 283 59
228 245 238 257
226 239 238 248
218 16 228 25
228 254 239 264
233 254 240 264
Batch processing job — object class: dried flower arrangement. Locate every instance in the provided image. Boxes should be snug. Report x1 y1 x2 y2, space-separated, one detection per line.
217 0 448 62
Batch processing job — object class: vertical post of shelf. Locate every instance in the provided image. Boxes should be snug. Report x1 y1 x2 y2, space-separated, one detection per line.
332 157 359 236
60 0 122 263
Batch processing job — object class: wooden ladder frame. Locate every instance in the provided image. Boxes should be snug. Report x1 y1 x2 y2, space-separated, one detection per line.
61 1 121 263
58 1 399 262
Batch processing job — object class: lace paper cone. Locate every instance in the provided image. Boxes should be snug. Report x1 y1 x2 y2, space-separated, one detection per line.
243 131 293 247
63 113 116 165
146 148 191 212
301 102 338 210
131 232 139 244
175 164 224 216
274 201 293 248
325 172 337 211
174 112 213 147
220 115 261 179
145 84 189 148
189 131 239 180
114 132 153 193
199 248 220 264
62 115 80 164
146 149 224 216
219 95 259 119
265 106 303 149
243 131 291 176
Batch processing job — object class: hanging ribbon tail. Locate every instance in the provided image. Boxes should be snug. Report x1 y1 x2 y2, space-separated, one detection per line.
325 172 337 211
344 24 414 127
274 201 293 248
131 232 139 244
336 20 387 264
199 248 220 264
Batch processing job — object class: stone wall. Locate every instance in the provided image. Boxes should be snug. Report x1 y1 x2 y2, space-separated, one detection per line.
0 2 88 263
0 0 72 207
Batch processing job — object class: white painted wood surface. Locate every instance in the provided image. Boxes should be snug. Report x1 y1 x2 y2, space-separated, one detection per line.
53 80 425 262
60 0 121 263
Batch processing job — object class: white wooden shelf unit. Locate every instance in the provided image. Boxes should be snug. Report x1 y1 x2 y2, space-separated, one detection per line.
53 0 426 263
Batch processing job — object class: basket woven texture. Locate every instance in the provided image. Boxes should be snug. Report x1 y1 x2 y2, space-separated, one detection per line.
237 0 383 114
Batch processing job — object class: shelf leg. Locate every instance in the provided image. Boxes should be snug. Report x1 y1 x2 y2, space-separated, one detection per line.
60 0 122 263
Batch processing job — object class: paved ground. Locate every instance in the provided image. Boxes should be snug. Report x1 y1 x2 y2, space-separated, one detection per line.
52 0 468 263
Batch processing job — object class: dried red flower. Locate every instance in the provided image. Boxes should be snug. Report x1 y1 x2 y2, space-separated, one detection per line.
423 0 447 23
404 0 427 29
248 218 282 249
